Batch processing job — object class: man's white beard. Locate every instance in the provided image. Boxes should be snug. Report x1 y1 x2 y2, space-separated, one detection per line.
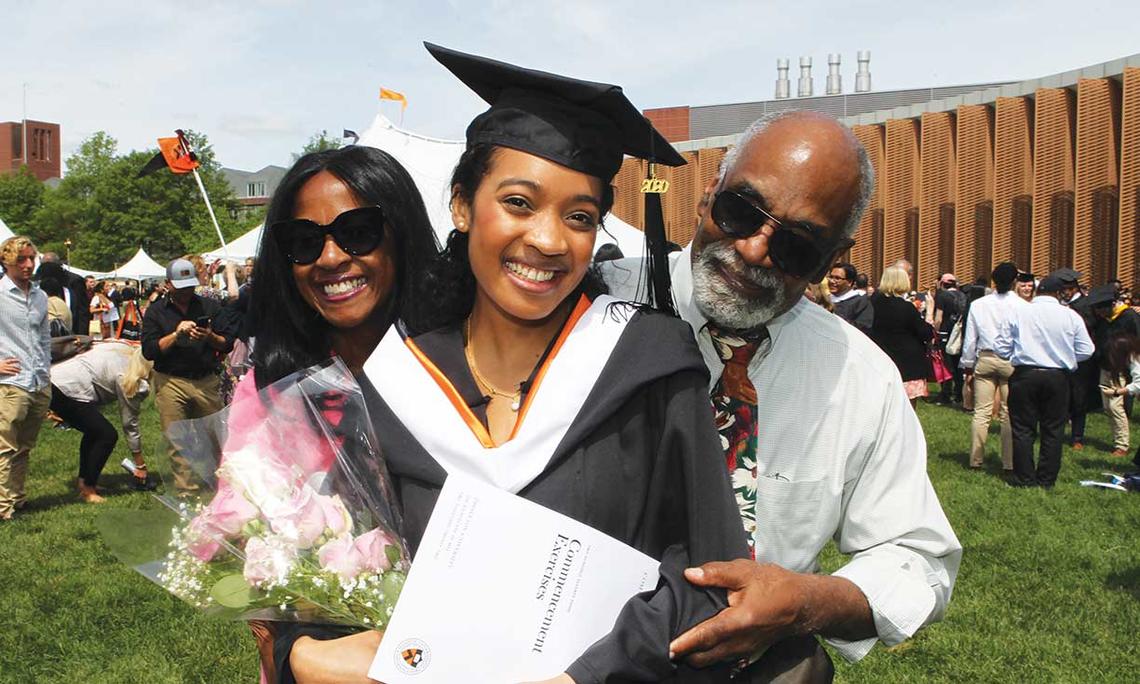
692 241 790 331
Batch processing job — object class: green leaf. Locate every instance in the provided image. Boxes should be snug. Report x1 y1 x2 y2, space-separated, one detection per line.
384 544 402 568
210 574 253 609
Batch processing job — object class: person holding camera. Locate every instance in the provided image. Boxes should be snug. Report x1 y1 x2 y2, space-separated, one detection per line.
141 258 233 492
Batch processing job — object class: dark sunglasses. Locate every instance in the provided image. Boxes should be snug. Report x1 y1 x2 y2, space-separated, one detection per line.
271 205 386 265
711 189 853 280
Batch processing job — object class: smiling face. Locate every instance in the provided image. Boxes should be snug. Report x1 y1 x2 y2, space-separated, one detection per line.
289 170 397 331
453 148 602 324
4 246 37 289
690 113 862 330
1016 280 1034 300
828 266 852 296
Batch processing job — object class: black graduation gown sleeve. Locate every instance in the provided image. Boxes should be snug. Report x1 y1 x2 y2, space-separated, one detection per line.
564 367 750 683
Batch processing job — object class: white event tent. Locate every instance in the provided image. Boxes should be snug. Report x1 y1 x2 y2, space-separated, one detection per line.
356 114 648 257
203 223 264 261
0 216 13 242
111 247 167 280
203 114 647 259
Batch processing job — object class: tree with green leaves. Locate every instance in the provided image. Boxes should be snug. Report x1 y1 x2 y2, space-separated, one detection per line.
293 129 341 162
32 130 246 271
0 166 46 235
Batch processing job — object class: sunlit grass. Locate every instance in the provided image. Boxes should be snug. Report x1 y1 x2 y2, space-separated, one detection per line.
1 393 1137 682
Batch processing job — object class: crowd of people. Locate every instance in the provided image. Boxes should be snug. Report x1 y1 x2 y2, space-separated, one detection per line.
0 246 258 506
807 256 1139 489
0 42 979 684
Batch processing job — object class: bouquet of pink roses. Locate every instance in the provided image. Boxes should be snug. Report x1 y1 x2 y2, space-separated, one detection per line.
100 360 407 629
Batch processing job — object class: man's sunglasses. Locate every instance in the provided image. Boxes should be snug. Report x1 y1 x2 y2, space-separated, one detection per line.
271 206 386 265
710 189 853 280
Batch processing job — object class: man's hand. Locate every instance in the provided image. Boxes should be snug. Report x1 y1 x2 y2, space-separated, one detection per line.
669 561 805 668
0 357 21 375
671 560 874 668
175 320 197 339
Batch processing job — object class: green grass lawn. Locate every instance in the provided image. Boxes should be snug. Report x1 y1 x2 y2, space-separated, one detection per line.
1 393 1138 682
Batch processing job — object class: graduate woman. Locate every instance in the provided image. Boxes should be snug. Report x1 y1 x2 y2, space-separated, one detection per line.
280 45 754 683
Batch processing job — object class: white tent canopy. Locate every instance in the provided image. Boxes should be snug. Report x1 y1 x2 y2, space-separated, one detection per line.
112 247 166 280
0 216 13 242
201 114 649 261
357 114 647 257
203 223 263 261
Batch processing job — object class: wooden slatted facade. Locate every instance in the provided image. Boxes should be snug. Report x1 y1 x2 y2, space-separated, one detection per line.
610 70 1140 292
1031 88 1076 276
1074 78 1121 287
1118 68 1140 285
919 112 956 288
851 124 885 282
955 105 995 282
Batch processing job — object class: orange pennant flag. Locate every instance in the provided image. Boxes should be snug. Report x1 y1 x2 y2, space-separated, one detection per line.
157 135 199 174
379 88 408 111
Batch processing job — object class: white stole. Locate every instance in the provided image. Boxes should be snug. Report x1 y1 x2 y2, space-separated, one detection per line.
363 295 630 493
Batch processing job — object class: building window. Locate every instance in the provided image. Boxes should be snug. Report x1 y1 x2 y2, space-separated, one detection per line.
44 129 51 161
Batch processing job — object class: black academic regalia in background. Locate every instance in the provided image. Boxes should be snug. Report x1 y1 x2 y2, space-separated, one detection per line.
272 310 754 683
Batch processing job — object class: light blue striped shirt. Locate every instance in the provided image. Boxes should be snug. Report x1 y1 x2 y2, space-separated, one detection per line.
995 295 1094 371
0 275 51 392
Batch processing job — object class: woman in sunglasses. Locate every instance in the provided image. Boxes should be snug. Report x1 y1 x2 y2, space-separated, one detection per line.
248 145 437 388
229 145 437 682
278 44 752 684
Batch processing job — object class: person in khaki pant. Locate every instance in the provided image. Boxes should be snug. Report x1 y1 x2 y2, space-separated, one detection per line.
1088 283 1140 456
0 236 53 520
141 259 232 492
961 263 1025 471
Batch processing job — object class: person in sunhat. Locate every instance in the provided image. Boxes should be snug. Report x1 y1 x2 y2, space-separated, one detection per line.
278 44 757 683
933 273 967 404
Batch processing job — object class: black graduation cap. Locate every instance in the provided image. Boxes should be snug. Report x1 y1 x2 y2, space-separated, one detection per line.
425 42 685 183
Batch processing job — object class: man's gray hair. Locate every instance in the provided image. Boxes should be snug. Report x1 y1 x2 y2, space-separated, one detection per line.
718 111 875 239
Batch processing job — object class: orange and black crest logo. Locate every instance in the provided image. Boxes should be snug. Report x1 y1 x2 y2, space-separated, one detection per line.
394 638 431 675
401 648 423 667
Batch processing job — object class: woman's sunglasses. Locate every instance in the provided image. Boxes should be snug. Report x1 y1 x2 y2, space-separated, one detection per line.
271 206 386 265
710 189 853 280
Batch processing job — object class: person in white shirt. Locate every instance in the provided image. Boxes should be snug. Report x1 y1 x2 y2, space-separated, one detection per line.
995 275 1094 488
606 110 961 672
0 236 52 521
960 262 1026 471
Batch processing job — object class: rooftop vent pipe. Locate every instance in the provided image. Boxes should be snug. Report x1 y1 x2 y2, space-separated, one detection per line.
775 58 790 99
855 50 872 93
826 54 842 95
797 56 813 98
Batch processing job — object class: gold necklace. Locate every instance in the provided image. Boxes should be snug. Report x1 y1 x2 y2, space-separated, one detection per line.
464 319 522 412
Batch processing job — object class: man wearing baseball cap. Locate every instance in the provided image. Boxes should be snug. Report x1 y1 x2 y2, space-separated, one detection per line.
996 275 1093 488
140 258 233 491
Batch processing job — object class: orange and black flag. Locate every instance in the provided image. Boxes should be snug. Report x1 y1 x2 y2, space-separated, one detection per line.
138 129 200 177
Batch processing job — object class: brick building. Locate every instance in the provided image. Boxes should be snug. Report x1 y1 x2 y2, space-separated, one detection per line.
0 120 61 181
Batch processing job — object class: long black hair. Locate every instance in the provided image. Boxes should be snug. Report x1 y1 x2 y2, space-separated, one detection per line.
418 144 611 331
251 146 438 388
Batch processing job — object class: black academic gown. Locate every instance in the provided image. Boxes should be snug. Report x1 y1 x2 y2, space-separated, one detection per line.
273 310 753 683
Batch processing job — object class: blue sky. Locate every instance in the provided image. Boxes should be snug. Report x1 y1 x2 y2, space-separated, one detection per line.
4 0 1139 173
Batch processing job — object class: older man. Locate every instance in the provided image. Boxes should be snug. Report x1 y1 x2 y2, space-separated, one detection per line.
607 111 960 674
